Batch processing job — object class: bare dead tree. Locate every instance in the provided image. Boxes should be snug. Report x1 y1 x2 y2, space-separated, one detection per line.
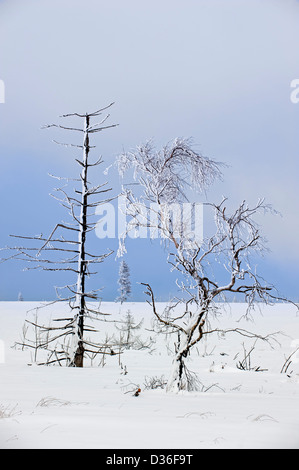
2 104 119 367
116 138 297 392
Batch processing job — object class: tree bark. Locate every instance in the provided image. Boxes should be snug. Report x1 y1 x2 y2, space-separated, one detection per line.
71 115 90 367
166 334 189 392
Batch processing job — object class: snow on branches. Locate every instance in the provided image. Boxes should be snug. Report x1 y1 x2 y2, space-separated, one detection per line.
116 260 131 304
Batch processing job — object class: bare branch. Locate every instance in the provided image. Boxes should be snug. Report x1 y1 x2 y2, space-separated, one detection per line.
59 102 115 118
42 124 83 132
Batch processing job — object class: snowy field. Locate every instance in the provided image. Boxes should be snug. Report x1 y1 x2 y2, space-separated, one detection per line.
0 301 299 450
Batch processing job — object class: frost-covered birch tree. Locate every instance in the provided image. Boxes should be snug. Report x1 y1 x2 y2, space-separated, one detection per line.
1 104 118 367
116 138 295 392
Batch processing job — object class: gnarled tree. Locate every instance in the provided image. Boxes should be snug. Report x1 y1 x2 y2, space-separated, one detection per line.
116 138 295 392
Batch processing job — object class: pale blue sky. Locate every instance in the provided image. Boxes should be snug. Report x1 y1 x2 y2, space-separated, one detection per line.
0 0 298 301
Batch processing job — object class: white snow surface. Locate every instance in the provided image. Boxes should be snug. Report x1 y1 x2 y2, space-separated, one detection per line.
0 301 299 449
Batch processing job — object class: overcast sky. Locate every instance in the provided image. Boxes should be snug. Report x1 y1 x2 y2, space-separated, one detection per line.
0 0 298 301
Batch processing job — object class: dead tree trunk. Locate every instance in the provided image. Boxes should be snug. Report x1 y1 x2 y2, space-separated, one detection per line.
2 104 119 367
71 114 90 367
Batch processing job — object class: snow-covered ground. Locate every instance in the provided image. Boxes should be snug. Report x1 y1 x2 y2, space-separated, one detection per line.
0 301 299 449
